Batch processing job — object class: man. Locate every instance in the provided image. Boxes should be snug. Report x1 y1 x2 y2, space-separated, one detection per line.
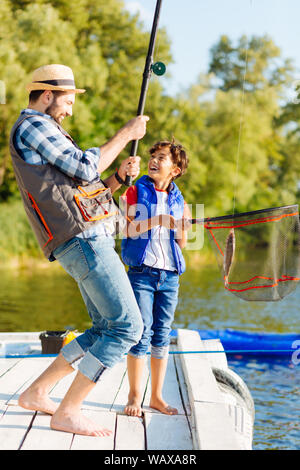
9 64 148 436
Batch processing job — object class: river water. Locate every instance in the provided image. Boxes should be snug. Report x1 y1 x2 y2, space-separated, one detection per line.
0 255 299 450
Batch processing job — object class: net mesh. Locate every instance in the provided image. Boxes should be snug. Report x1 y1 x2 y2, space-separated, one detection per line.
204 205 300 301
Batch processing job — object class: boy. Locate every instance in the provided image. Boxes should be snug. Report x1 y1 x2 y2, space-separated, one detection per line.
121 140 190 417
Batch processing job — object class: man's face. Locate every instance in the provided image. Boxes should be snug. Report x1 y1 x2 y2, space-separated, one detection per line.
45 92 75 124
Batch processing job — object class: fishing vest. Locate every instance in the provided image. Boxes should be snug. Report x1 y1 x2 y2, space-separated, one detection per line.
9 113 122 260
121 175 186 275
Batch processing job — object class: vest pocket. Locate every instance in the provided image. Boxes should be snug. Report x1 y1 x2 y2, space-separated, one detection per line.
27 192 54 248
74 185 119 222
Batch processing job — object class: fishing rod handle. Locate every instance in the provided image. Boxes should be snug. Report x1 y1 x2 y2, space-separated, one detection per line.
124 140 139 186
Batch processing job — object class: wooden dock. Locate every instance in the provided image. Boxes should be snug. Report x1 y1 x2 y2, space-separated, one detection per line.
0 329 253 450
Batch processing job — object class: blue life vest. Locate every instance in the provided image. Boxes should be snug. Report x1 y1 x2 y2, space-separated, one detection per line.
121 175 186 275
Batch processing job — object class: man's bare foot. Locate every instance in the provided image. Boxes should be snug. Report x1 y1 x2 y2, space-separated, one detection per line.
150 397 178 415
50 409 112 437
18 388 58 415
124 396 143 417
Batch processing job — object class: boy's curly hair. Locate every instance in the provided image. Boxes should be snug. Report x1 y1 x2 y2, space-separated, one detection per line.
149 138 189 180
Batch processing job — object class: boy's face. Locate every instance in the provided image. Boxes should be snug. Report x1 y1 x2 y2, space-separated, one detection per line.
148 147 180 184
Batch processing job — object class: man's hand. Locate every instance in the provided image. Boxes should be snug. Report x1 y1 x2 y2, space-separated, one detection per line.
123 115 149 141
118 156 141 182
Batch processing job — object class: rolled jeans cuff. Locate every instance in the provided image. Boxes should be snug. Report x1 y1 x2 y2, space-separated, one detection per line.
61 338 85 365
78 350 107 383
61 339 107 383
151 344 169 359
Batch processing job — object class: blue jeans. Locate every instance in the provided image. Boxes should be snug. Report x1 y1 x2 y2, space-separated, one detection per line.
127 265 179 359
53 235 143 383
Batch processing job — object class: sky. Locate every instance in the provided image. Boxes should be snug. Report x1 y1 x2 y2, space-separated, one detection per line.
124 0 300 96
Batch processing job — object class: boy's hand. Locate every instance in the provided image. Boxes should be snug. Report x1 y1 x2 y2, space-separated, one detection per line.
118 156 141 182
158 214 176 230
175 218 192 232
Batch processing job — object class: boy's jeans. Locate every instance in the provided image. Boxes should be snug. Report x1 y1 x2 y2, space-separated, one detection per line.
127 265 179 359
53 235 143 383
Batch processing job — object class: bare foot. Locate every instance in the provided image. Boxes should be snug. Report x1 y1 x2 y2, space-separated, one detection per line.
150 397 178 415
124 396 143 417
50 410 112 437
18 388 58 415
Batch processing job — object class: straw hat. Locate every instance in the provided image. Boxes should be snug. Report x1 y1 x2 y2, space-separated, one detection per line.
27 64 85 94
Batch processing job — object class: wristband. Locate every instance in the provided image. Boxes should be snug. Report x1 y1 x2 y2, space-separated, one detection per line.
114 170 126 185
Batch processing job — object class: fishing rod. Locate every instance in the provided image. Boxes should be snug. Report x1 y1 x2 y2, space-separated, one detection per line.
125 0 166 187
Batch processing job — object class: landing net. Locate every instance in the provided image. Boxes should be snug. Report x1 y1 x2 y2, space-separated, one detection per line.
204 205 300 301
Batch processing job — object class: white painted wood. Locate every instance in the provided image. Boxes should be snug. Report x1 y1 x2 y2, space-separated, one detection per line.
71 410 116 450
177 329 224 404
21 412 73 450
145 413 193 450
115 415 145 450
202 339 228 370
0 405 35 450
0 357 52 405
81 359 127 412
0 358 20 378
192 402 240 450
143 347 185 415
173 351 191 414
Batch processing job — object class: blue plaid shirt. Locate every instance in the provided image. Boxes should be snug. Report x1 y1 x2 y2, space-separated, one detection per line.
14 108 101 182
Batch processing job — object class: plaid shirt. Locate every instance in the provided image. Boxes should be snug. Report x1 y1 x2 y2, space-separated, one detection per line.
14 108 101 182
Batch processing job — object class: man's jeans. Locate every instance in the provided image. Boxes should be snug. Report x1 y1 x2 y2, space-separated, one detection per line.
53 235 143 383
127 265 179 359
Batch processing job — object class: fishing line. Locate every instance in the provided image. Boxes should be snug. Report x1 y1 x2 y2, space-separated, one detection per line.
0 349 295 359
232 40 249 214
232 0 253 214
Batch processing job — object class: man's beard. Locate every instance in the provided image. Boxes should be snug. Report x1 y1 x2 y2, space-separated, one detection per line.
45 100 62 124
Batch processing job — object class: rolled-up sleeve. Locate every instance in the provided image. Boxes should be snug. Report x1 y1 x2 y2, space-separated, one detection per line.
16 116 101 182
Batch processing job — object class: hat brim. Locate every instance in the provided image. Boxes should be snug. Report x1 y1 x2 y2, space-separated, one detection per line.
27 83 85 94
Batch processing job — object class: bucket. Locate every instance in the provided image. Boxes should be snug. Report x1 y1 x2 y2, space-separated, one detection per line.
39 330 76 354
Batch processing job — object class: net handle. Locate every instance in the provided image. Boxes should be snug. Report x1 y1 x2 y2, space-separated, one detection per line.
189 204 299 224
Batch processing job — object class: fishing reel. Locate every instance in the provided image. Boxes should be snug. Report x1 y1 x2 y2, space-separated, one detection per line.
151 61 166 76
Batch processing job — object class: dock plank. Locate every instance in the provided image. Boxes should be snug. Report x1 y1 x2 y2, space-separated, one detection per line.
144 413 193 450
177 329 241 450
115 415 145 450
0 357 53 405
82 359 127 411
71 410 116 450
0 358 21 378
193 402 240 450
177 329 224 404
21 412 73 450
0 406 35 450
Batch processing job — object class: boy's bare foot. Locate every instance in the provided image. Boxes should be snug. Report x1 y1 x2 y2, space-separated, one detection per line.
50 410 113 437
150 397 178 415
124 396 143 417
18 388 58 415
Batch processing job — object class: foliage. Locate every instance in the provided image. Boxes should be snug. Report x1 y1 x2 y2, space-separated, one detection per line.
1 2 300 261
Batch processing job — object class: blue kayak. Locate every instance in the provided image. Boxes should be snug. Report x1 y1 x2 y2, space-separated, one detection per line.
170 328 300 357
